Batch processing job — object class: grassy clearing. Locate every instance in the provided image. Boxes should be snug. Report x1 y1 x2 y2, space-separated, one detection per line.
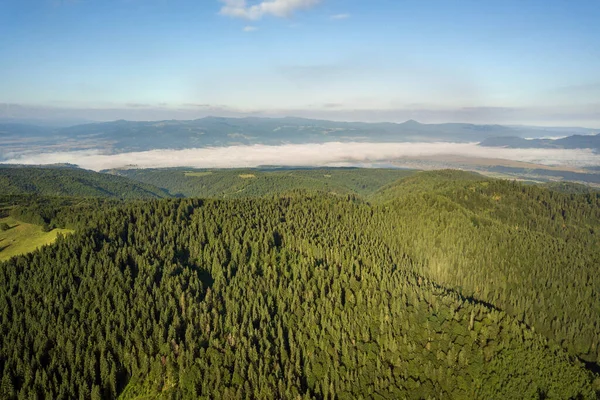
238 174 256 179
184 171 213 177
0 217 74 262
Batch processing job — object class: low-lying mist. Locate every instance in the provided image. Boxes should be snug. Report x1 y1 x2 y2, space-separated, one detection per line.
2 142 599 171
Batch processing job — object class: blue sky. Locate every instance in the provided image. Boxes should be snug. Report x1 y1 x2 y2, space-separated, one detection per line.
0 0 599 126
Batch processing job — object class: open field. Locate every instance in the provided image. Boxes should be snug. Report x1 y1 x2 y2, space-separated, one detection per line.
0 217 73 262
184 171 213 177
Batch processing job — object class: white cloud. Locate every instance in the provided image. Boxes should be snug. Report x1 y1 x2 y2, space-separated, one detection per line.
3 142 599 171
220 0 321 20
243 26 259 32
330 13 350 20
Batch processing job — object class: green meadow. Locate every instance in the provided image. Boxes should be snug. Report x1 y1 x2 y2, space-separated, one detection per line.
0 217 73 262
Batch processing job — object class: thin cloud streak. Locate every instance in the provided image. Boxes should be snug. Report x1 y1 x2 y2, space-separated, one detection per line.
2 142 598 171
330 13 350 20
219 0 321 20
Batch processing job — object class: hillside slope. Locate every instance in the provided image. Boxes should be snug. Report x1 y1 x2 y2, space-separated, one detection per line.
111 167 416 198
0 216 73 262
0 170 598 398
0 166 169 199
372 170 600 366
0 194 597 399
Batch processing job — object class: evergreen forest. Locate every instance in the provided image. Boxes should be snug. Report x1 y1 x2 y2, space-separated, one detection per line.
0 167 599 399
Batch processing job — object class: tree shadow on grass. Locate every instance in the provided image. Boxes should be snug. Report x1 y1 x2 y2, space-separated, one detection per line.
0 223 19 231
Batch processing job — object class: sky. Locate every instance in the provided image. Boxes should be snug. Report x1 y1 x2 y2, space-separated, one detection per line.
1 0 599 126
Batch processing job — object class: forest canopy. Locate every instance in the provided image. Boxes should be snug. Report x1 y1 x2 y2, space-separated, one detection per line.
0 168 598 399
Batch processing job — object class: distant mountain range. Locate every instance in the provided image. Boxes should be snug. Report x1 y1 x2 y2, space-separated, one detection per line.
479 133 600 150
1 116 598 158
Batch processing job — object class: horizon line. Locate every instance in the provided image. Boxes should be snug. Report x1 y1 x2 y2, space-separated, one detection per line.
1 115 599 131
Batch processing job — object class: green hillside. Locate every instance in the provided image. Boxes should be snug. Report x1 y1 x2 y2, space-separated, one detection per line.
112 167 416 198
0 166 169 199
372 170 600 364
0 216 73 262
543 181 600 194
0 170 598 399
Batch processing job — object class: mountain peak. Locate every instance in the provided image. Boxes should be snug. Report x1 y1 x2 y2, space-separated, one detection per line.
402 119 421 126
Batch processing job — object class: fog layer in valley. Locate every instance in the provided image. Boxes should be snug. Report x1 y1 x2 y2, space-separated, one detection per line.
2 142 599 171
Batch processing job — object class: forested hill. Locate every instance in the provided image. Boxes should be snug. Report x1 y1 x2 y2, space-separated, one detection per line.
544 180 600 194
0 166 169 199
0 170 599 398
109 167 416 198
373 170 600 364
